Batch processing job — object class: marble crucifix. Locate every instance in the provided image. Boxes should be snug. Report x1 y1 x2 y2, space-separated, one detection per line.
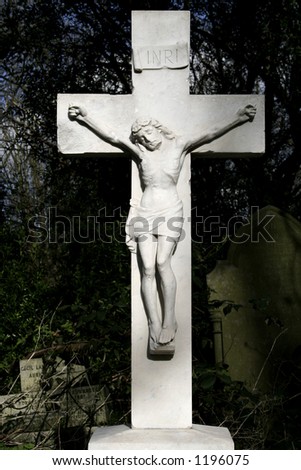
57 11 264 447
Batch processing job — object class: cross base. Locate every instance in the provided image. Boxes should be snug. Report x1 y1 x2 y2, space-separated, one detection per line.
88 425 234 450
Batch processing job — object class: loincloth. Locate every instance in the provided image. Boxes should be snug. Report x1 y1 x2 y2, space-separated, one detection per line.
125 199 184 253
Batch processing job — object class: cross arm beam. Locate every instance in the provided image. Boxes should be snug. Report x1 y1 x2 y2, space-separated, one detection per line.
67 104 140 159
185 95 265 158
183 104 257 155
57 94 136 156
58 93 264 159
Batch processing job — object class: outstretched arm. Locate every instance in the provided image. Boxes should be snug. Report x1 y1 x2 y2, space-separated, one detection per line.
68 105 140 159
183 105 256 154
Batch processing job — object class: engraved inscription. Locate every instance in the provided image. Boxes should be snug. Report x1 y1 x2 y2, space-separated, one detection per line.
146 48 179 66
133 43 189 72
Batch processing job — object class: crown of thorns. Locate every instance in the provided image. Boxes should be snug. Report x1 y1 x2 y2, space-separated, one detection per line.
131 117 160 134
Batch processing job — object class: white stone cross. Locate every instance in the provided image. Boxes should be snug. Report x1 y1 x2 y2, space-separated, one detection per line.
57 11 264 448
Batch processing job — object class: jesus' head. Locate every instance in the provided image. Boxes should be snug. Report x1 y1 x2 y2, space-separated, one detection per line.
130 117 175 151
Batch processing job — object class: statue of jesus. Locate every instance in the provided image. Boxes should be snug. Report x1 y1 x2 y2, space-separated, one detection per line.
68 104 256 355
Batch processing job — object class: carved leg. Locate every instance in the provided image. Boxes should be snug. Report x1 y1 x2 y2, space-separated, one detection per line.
157 236 178 348
138 234 161 347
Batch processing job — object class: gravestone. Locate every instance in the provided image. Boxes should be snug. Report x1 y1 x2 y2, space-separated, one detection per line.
207 206 301 391
20 358 43 392
19 356 87 392
0 357 108 448
57 11 264 449
19 357 86 392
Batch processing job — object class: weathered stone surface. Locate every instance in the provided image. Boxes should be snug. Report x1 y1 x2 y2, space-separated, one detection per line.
20 358 43 392
19 357 87 393
2 358 108 448
0 385 108 432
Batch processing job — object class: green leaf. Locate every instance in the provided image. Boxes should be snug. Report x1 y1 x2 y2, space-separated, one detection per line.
200 374 216 390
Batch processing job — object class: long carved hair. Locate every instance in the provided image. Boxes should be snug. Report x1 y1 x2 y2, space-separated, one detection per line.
130 117 176 144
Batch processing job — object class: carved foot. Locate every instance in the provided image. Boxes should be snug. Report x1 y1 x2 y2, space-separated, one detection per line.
149 336 175 356
149 321 161 344
158 321 178 345
148 322 177 357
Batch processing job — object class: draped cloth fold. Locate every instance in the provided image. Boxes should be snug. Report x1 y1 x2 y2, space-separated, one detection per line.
125 199 184 253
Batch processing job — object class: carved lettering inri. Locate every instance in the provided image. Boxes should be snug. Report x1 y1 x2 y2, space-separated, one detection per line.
133 43 188 72
147 48 178 66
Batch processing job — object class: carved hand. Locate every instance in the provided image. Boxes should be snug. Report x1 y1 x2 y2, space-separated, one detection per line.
68 105 88 122
237 104 256 123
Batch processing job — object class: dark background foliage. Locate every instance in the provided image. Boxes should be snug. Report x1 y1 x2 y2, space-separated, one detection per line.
1 0 301 449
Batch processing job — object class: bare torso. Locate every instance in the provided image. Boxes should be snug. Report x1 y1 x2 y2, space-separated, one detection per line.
137 137 186 209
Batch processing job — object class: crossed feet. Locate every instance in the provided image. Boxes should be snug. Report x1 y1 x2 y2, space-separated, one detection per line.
148 320 178 355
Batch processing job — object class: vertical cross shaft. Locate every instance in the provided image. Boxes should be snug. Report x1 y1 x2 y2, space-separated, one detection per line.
130 11 192 429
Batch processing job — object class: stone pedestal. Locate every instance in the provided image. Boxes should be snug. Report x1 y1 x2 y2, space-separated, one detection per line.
88 425 234 450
